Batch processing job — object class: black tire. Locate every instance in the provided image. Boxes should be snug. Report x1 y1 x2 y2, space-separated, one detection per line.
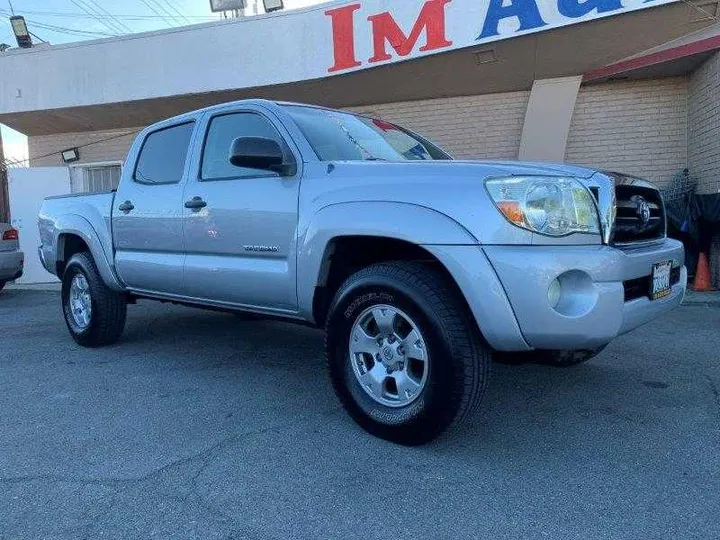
0 281 5 292
62 252 127 347
325 262 491 446
495 346 606 367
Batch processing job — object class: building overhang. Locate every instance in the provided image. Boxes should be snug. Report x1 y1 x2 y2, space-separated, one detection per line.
585 22 720 82
0 0 714 136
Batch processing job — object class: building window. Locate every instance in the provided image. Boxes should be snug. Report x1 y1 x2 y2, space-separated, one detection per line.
70 164 122 193
84 165 121 192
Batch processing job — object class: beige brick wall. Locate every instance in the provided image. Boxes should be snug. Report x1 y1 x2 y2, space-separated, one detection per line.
28 128 141 167
348 91 530 160
566 77 688 189
28 92 531 166
689 52 720 287
689 52 720 195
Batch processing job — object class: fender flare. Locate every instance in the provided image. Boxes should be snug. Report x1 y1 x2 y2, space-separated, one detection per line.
53 215 125 291
296 201 478 321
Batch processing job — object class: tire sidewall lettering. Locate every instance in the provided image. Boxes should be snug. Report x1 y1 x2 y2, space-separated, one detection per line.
330 282 449 428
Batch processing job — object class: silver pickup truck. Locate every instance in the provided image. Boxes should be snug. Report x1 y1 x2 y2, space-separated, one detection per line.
39 99 686 444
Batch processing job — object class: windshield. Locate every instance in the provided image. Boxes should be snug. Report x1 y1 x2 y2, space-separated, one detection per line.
283 105 452 162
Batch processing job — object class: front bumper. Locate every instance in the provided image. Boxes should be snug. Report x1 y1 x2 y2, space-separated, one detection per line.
0 250 24 282
484 239 686 350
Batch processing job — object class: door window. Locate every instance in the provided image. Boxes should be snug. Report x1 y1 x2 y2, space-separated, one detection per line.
134 122 194 185
201 113 287 181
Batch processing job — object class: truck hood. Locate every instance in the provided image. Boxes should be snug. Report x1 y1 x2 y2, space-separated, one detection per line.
451 160 598 179
324 159 599 180
302 159 608 246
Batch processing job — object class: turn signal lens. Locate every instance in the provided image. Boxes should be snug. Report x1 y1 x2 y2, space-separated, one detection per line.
2 228 18 241
496 201 525 226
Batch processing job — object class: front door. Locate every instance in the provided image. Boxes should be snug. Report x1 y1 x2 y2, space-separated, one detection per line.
113 121 196 295
182 109 300 312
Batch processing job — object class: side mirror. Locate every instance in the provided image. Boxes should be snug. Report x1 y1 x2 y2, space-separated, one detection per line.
229 137 294 175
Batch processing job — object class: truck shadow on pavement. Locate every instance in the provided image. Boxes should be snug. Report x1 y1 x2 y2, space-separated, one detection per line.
116 300 679 455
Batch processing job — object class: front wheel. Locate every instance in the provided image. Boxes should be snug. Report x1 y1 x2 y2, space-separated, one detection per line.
62 252 127 347
325 262 490 446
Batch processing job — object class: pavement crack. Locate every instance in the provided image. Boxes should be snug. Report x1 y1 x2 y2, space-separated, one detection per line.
0 409 340 488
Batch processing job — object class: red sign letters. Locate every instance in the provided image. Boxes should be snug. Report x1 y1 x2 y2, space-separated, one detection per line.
326 0 454 73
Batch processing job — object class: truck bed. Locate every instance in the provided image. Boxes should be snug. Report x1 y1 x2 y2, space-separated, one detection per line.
38 191 117 278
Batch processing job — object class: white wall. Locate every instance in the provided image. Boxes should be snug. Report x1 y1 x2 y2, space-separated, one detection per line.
8 168 71 284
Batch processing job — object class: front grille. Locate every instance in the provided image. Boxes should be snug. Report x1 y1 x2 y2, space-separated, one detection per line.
623 267 681 302
612 185 666 245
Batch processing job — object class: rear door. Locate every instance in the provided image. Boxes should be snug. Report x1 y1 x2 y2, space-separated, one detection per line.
113 121 197 295
181 106 301 312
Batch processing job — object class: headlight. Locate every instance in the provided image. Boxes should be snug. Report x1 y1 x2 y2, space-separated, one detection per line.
485 176 600 237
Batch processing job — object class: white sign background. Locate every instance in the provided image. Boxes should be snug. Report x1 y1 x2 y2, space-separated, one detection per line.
0 0 679 115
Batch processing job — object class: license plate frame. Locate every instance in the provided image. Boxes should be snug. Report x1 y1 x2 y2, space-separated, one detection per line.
650 261 673 300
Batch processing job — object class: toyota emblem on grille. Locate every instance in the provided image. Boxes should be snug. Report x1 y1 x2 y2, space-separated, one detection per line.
633 196 651 226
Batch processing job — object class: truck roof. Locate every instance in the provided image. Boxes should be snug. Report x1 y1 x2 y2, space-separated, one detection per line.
151 99 341 128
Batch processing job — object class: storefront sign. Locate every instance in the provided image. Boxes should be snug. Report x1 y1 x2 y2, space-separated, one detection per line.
324 0 676 73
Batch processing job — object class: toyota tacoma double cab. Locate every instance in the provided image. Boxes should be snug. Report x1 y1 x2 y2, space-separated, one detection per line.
38 100 686 445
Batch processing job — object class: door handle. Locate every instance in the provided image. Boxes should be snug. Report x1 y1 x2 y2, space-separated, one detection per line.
118 201 134 213
184 197 207 210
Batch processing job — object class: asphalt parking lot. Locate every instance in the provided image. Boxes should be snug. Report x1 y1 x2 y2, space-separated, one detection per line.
1 289 719 540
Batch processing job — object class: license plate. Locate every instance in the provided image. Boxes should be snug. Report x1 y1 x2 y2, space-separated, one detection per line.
651 261 673 300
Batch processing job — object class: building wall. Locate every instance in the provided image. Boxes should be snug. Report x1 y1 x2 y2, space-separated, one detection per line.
349 91 530 160
566 77 688 189
28 128 140 167
28 91 532 167
688 51 720 286
689 52 720 195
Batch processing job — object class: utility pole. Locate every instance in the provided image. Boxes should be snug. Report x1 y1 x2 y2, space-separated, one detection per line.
0 128 10 222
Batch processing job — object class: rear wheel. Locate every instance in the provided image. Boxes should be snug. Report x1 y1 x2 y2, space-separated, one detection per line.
325 262 490 446
62 252 127 347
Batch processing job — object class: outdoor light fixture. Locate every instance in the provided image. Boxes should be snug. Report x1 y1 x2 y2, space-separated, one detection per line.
61 148 80 164
209 0 246 12
10 16 32 49
263 0 284 12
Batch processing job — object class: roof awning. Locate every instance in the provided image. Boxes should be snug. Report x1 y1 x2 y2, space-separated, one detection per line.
584 23 720 81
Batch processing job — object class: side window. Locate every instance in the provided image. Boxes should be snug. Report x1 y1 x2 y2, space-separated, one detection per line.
134 122 194 185
201 112 287 181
